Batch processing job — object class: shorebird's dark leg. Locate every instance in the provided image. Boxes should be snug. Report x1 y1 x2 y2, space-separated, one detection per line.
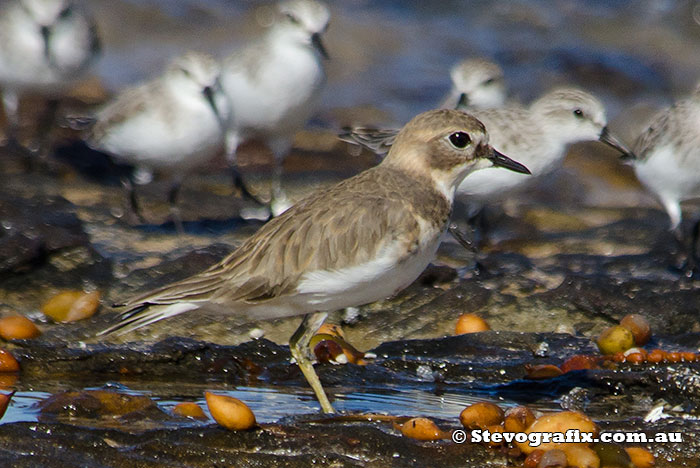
121 176 145 223
35 98 59 154
467 206 489 246
448 223 476 252
289 312 335 414
2 90 20 144
167 181 184 235
269 139 293 216
230 165 266 206
682 218 700 278
225 134 270 218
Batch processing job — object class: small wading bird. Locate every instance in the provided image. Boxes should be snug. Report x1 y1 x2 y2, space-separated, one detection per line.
0 0 100 142
221 0 331 218
441 58 507 111
631 84 700 276
342 57 507 157
342 88 634 248
100 109 531 414
76 52 232 231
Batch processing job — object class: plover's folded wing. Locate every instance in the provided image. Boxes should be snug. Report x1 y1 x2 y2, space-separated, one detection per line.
101 167 428 336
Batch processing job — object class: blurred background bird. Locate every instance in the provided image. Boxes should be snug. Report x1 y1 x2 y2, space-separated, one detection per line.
221 0 331 218
77 52 231 232
441 58 507 111
0 0 100 148
632 84 700 276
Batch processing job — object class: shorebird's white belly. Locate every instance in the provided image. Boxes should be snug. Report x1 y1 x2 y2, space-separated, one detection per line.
295 228 443 312
97 97 224 172
636 146 700 203
635 145 700 229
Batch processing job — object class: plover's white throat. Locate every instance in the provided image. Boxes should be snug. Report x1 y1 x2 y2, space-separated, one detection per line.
632 84 700 272
99 109 531 414
0 0 100 133
441 58 507 111
83 52 232 228
221 0 330 217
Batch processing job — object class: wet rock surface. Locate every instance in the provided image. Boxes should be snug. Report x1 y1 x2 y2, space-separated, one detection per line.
3 1 700 463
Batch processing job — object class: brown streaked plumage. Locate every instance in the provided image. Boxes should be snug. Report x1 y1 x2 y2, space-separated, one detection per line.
101 109 530 414
118 167 451 311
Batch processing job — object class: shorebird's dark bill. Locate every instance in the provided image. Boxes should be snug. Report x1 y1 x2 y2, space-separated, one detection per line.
456 93 469 109
489 149 531 174
41 25 51 61
600 126 636 160
311 33 329 59
202 86 220 119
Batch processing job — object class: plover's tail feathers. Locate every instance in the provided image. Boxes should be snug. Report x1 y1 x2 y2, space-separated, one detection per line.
338 126 399 156
98 271 230 337
97 302 200 337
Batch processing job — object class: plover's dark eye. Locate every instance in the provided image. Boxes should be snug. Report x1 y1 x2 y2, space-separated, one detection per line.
484 78 495 85
449 132 471 149
59 6 73 19
573 108 584 118
285 13 300 24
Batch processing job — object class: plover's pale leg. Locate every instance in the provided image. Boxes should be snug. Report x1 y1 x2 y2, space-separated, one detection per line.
289 312 334 414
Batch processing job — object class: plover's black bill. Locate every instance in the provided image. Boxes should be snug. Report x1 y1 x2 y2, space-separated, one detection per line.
489 149 531 174
599 126 636 160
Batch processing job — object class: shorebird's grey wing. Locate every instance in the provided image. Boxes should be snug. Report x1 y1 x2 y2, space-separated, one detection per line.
223 40 268 82
471 106 537 155
634 100 700 165
633 104 680 159
113 169 422 313
338 127 399 156
88 82 161 146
